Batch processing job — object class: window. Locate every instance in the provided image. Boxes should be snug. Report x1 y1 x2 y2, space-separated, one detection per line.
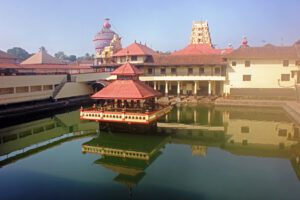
171 68 177 75
188 68 193 75
120 56 126 63
16 86 29 93
147 68 153 74
214 67 221 75
199 67 205 75
131 56 137 61
243 75 251 81
241 126 250 133
242 140 248 145
30 85 42 92
281 74 290 81
0 87 14 95
160 68 166 75
43 85 53 91
232 61 237 66
283 60 289 67
245 60 251 67
278 129 287 137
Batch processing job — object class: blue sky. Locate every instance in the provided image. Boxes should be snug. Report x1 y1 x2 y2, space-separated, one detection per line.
0 0 299 56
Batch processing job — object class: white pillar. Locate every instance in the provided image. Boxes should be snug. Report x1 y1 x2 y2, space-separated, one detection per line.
208 109 211 125
211 81 215 95
165 81 168 95
177 81 180 95
194 109 197 123
177 107 180 122
208 81 211 95
154 81 157 90
193 81 198 95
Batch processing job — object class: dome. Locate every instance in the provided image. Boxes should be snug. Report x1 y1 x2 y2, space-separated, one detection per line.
93 18 118 53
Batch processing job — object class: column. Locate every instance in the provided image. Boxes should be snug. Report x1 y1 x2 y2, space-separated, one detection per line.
193 81 198 95
208 81 211 95
154 81 157 90
177 81 180 95
208 109 211 125
193 109 197 123
165 81 168 95
211 81 216 95
177 107 180 122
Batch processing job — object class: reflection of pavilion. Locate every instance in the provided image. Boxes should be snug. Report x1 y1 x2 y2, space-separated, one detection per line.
82 133 167 188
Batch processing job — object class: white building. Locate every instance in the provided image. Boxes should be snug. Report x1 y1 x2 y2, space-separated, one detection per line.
224 40 300 99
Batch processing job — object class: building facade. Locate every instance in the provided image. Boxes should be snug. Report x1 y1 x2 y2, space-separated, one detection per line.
224 41 300 99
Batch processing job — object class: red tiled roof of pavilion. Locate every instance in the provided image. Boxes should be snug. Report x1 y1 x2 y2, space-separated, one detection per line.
111 62 143 76
113 42 158 57
0 50 19 68
171 44 233 56
92 62 160 99
21 48 65 65
0 50 16 59
91 80 161 99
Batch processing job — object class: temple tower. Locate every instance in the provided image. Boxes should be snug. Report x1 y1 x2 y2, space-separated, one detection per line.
93 18 122 65
189 21 212 45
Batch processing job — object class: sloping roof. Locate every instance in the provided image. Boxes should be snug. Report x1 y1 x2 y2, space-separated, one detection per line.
172 44 233 56
113 42 158 57
0 50 16 59
148 54 226 66
225 44 300 59
91 80 161 99
21 48 65 65
111 62 143 76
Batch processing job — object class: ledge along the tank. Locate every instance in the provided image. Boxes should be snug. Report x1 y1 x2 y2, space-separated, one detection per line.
80 62 173 133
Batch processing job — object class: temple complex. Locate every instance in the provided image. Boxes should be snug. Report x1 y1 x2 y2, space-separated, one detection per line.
80 62 172 132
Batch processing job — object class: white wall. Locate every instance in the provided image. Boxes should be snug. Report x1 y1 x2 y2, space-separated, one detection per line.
226 59 298 93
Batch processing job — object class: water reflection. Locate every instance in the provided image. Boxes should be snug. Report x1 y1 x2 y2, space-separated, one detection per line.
0 110 98 166
82 133 168 194
1 105 300 185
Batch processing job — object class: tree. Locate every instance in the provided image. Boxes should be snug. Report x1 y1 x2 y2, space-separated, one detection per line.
54 51 67 60
68 55 77 62
7 47 31 61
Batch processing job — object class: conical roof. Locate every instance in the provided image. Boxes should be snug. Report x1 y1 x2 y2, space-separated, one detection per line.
91 80 160 99
111 62 143 76
21 47 65 65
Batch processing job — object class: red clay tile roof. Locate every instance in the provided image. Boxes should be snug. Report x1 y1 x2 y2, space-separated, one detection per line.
20 64 91 69
111 62 143 76
0 63 20 69
147 54 226 66
225 44 300 59
91 80 161 99
21 49 65 65
113 42 158 57
171 44 233 56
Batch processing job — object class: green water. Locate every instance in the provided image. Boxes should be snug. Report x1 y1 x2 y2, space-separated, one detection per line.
0 105 300 200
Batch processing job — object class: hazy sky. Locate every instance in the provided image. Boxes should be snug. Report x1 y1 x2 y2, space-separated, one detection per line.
0 0 299 56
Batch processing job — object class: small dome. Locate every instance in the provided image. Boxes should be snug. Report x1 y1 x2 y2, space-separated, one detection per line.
240 36 249 48
93 19 118 52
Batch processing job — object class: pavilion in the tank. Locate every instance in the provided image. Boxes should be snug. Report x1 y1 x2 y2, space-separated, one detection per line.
80 62 172 132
